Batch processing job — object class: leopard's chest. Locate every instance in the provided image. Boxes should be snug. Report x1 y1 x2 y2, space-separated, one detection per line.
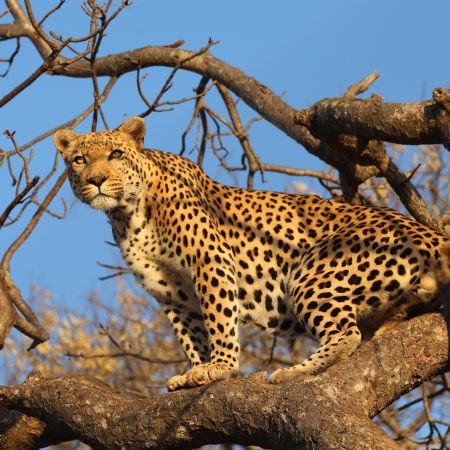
114 214 158 267
112 213 196 304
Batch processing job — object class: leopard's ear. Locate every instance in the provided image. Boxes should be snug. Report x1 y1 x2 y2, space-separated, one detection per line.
118 117 146 147
53 129 78 159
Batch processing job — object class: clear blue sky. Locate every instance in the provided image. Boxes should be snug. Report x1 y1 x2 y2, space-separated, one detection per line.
1 0 450 343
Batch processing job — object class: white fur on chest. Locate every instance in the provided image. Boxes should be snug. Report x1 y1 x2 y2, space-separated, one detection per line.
114 212 195 304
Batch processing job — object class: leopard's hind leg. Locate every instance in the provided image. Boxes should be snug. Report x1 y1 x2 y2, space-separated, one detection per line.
269 320 361 383
269 297 362 384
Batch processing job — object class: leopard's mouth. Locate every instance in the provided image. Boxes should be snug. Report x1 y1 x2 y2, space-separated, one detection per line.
86 192 121 211
81 186 124 202
77 181 129 210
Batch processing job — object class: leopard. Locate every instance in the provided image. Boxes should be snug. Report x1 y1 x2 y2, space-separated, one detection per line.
54 116 448 390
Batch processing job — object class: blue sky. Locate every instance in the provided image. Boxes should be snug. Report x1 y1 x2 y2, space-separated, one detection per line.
1 0 450 343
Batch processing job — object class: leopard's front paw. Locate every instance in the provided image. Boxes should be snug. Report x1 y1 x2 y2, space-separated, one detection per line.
167 363 237 391
167 373 189 391
268 365 312 384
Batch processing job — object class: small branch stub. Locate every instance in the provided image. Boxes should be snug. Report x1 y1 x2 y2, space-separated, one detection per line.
344 70 379 98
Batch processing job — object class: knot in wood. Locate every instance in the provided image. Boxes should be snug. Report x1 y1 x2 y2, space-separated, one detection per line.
432 87 450 113
294 108 313 127
370 93 384 103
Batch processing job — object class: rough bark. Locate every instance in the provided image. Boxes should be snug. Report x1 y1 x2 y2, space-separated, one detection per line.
0 407 72 449
0 312 448 449
294 88 450 151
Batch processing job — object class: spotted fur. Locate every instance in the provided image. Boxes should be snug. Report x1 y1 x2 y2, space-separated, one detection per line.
54 117 448 389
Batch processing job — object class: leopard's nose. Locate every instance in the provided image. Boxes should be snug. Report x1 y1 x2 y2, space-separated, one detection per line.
87 175 108 187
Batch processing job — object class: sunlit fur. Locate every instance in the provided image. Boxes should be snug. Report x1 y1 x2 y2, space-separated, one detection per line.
54 131 143 212
54 117 449 390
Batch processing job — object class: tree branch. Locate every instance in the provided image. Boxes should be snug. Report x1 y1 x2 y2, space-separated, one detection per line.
294 89 450 151
0 312 447 449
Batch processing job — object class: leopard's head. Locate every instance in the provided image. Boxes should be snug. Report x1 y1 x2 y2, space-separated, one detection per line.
54 117 146 211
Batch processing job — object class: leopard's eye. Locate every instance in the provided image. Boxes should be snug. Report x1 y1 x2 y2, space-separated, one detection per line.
109 149 124 160
73 155 87 165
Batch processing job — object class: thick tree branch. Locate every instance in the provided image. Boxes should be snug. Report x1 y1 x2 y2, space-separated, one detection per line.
436 242 450 324
294 89 450 151
3 0 53 59
216 82 263 189
6 12 435 215
0 22 22 38
0 312 447 449
0 172 67 350
79 46 383 185
0 172 68 350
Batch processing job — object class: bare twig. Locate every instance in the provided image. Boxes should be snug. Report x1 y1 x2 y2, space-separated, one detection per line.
384 158 440 231
38 0 65 26
264 336 278 369
137 68 217 114
260 164 340 184
180 76 210 160
86 0 116 131
95 324 185 364
97 261 130 281
0 48 63 108
0 170 68 349
23 0 60 51
216 82 264 189
139 38 219 118
3 76 117 158
0 5 12 19
0 176 39 228
65 351 185 365
4 129 30 184
0 37 20 77
197 87 209 166
1 171 67 271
